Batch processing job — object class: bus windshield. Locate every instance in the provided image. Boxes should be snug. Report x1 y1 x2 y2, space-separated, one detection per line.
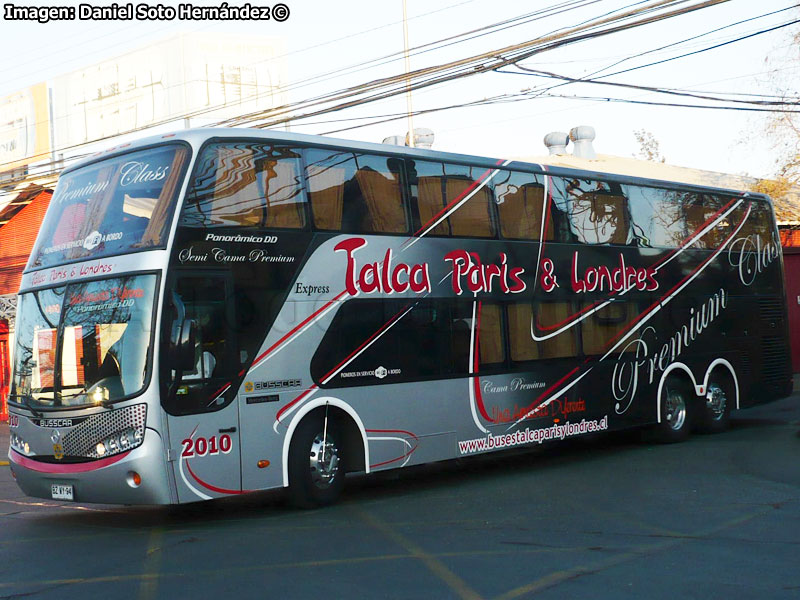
11 274 157 409
29 144 189 269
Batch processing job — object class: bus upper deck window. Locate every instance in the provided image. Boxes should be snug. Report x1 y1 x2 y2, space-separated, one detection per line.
410 161 495 238
306 150 407 234
559 178 629 245
495 171 552 241
183 143 306 229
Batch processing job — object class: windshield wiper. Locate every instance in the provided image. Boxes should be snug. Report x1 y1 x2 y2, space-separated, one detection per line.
10 392 43 419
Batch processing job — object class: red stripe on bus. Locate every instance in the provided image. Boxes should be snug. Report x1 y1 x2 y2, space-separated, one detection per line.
517 366 581 420
252 290 348 367
9 449 130 473
536 300 603 332
411 159 504 238
275 302 414 424
370 445 418 469
366 428 419 440
185 460 251 495
603 205 750 352
320 302 412 384
534 197 743 335
276 385 319 422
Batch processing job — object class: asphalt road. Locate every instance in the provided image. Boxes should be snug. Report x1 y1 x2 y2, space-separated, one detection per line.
1 392 799 600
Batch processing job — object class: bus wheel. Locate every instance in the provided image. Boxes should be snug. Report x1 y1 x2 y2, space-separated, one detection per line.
653 377 691 443
696 372 732 434
288 416 345 508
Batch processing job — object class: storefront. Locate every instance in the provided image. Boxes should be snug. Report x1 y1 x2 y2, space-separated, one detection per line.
0 186 52 420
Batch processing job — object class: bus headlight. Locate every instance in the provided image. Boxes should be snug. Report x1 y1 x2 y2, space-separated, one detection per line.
91 386 109 405
92 426 145 459
10 433 32 455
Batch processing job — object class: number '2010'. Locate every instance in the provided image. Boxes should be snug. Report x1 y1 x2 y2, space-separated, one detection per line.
181 434 232 458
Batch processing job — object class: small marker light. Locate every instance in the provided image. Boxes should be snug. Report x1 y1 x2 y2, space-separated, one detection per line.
257 460 270 469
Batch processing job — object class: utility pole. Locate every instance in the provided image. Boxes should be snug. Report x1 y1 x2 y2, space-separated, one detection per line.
403 0 415 147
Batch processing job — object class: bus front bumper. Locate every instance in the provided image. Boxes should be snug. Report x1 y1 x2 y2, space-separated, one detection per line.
8 429 173 505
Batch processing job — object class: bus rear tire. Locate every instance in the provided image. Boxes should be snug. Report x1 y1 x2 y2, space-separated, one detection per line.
650 376 692 444
288 415 346 509
696 371 732 434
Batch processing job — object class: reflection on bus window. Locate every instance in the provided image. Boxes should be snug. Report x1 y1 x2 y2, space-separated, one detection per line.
495 171 551 241
306 149 407 233
408 161 495 238
312 299 480 386
12 275 156 408
560 178 628 245
183 143 307 229
683 194 730 249
30 145 188 268
626 185 685 248
735 200 773 242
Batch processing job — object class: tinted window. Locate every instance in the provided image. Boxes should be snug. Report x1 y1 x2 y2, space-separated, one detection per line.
12 275 157 409
626 185 686 248
31 145 189 268
312 299 476 386
508 302 577 362
580 302 637 356
306 149 407 233
408 161 495 238
182 142 306 229
735 199 773 242
556 177 628 245
478 303 505 367
495 171 552 241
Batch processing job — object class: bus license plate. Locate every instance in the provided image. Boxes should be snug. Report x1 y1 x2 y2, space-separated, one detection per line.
51 484 74 501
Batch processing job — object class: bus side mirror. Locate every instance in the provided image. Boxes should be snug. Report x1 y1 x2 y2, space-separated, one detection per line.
178 318 197 371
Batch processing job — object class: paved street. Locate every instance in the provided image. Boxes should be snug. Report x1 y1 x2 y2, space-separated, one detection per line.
1 391 799 600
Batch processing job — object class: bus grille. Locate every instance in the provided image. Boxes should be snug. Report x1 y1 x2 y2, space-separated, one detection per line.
62 404 147 458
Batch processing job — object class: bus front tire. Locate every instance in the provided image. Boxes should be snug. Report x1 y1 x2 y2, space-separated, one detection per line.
696 371 732 434
287 416 345 509
651 377 692 443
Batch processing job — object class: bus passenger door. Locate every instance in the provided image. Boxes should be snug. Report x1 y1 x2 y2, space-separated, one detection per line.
164 273 242 503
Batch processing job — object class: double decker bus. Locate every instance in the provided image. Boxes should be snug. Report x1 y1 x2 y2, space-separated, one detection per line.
7 128 792 507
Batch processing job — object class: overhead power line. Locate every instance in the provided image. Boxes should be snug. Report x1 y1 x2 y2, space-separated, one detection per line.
0 0 607 171
218 0 734 129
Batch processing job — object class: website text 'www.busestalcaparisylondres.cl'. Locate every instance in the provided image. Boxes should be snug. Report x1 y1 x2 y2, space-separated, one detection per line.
457 416 609 455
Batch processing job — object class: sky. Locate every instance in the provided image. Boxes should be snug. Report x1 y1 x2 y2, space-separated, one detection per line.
0 0 798 179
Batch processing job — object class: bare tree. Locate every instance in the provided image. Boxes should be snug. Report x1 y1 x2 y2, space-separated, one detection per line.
633 129 665 163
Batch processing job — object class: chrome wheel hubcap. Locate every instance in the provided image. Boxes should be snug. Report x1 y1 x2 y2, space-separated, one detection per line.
309 433 340 489
706 383 727 421
665 390 686 431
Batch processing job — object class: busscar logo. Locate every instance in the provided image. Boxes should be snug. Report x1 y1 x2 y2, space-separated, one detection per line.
244 380 301 393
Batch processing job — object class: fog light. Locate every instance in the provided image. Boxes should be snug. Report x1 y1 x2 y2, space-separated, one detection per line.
96 442 107 456
127 471 142 488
